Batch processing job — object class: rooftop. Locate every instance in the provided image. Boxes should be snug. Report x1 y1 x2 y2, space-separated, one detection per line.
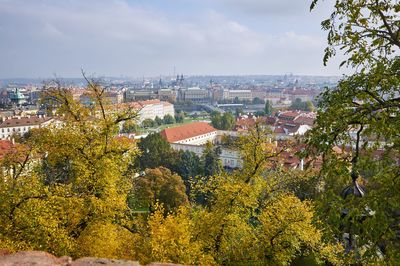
160 122 217 143
0 116 52 128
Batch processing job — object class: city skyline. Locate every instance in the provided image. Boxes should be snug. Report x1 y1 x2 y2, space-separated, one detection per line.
0 0 348 78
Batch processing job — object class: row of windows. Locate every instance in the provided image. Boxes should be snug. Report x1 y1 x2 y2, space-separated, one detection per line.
0 126 37 138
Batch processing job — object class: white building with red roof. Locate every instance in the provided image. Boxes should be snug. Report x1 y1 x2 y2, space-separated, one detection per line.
160 122 217 145
0 116 54 140
123 99 174 123
160 122 241 168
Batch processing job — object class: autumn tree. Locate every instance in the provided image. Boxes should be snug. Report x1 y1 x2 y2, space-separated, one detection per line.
309 0 400 263
0 75 139 259
134 124 342 265
131 167 188 213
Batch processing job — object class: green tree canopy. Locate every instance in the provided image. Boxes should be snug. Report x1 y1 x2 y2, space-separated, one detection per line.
309 0 400 263
137 133 175 170
264 100 273 115
163 114 175 124
211 111 235 130
131 167 188 213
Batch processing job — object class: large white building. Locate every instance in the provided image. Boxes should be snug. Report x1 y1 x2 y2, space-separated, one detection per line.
127 99 174 123
160 122 242 168
0 116 54 140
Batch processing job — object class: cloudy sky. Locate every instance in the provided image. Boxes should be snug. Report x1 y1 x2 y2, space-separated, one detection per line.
0 0 345 78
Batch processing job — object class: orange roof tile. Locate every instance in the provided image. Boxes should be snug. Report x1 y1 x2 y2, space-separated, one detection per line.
0 117 52 128
0 140 13 159
160 122 217 143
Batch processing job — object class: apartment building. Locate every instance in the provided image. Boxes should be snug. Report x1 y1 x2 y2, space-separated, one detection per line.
0 116 54 139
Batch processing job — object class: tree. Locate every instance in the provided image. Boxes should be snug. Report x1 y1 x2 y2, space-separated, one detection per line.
0 75 139 258
254 110 265 117
131 167 188 213
202 142 222 177
121 120 139 134
221 112 235 130
147 126 341 265
252 97 265 104
235 107 243 118
137 133 174 170
154 116 163 126
163 114 175 124
210 111 222 129
289 98 314 111
211 111 235 130
308 0 400 263
142 118 155 128
264 100 273 115
176 150 203 185
135 206 215 265
174 111 185 123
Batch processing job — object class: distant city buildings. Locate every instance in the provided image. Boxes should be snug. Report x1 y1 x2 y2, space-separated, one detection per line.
178 87 210 103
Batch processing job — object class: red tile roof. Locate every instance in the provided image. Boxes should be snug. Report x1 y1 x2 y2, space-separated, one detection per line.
160 122 217 143
293 116 315 126
0 140 13 159
0 117 52 128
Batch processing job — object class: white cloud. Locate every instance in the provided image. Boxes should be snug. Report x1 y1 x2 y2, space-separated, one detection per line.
0 0 342 77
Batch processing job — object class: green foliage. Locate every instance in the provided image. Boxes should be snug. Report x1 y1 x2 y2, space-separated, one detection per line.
176 150 203 184
121 120 139 134
312 0 400 69
252 97 265 104
136 133 175 170
254 110 265 117
211 111 235 130
202 142 222 177
131 167 188 213
174 111 185 123
154 116 163 126
265 100 273 115
309 0 400 263
290 98 314 111
163 114 175 124
142 118 156 128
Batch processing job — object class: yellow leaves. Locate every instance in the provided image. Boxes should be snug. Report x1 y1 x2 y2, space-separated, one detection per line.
141 205 215 265
76 221 135 259
256 193 343 265
258 194 323 265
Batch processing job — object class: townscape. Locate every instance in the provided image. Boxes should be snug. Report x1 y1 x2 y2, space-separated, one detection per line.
1 0 400 265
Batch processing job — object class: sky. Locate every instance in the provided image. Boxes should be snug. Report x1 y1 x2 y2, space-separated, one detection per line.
0 0 346 78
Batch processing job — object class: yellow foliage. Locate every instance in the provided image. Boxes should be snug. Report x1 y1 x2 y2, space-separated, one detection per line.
76 221 135 259
137 205 215 265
